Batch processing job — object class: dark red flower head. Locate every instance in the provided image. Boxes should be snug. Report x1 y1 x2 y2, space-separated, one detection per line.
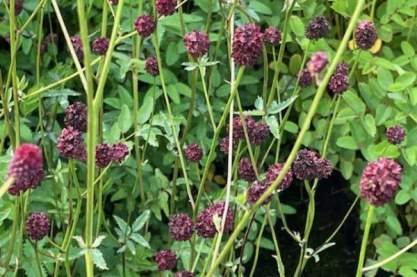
232 23 263 66
184 143 203 162
169 213 194 241
8 144 44 195
64 102 87 132
305 16 330 40
328 62 349 94
298 69 313 87
360 158 402 206
111 143 129 163
57 127 86 161
386 125 406 145
135 15 156 38
292 149 333 181
266 163 293 190
307 51 328 74
40 33 58 54
155 249 177 270
96 143 129 168
219 137 236 154
145 56 159 76
354 20 377 50
195 202 234 238
247 180 272 205
156 0 176 16
263 26 281 45
238 157 256 182
229 116 256 141
184 30 210 58
176 272 195 277
249 121 270 145
26 212 49 241
92 37 109 55
70 35 84 61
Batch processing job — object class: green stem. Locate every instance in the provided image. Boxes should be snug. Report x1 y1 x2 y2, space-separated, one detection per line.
198 65 217 130
32 242 43 277
355 205 375 277
266 209 285 277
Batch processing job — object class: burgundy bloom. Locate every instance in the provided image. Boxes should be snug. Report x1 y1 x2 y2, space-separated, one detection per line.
247 180 272 205
307 51 328 75
155 250 177 270
70 35 84 61
219 137 235 154
185 143 203 162
176 272 194 277
232 23 263 66
317 158 333 180
305 16 330 40
184 30 210 58
169 213 194 241
228 116 256 141
328 63 349 94
386 125 406 145
145 56 159 76
8 144 44 195
26 212 49 241
239 157 256 182
92 37 109 55
360 158 402 206
266 163 293 190
336 62 349 75
263 26 281 45
195 202 234 238
156 0 176 16
249 121 270 145
57 127 86 161
111 143 129 163
40 33 58 54
292 149 333 180
354 20 377 50
64 102 87 132
135 15 156 38
95 144 113 168
9 0 23 16
298 69 313 87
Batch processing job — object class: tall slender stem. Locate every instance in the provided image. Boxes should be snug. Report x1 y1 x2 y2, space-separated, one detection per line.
356 205 375 277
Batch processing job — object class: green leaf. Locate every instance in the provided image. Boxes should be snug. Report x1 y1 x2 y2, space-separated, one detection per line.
138 91 155 124
386 215 403 236
388 72 416 91
331 0 356 16
265 116 280 139
91 249 109 270
289 16 304 37
362 114 376 137
117 104 132 133
113 215 129 234
248 1 272 15
130 233 151 249
268 96 297 114
401 41 415 57
132 210 150 232
336 136 359 150
395 190 411 205
343 91 366 114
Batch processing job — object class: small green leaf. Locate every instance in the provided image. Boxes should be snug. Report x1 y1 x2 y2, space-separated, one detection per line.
132 210 151 232
289 16 304 37
362 114 376 137
336 136 359 150
395 190 411 205
265 116 280 139
117 104 132 133
343 91 366 114
388 72 416 91
91 249 109 270
130 233 151 249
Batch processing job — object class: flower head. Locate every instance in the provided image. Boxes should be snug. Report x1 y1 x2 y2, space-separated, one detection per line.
57 127 86 161
263 26 281 45
95 144 113 168
232 23 263 66
185 143 203 162
155 250 177 270
228 116 256 141
135 15 156 38
238 157 256 182
266 163 293 190
354 20 377 50
70 35 84 61
169 213 194 241
8 144 44 195
386 125 406 145
111 143 129 163
298 69 313 87
328 63 349 94
195 202 234 238
360 158 402 206
219 137 236 154
292 149 333 181
145 56 159 76
176 272 194 277
184 31 210 58
249 122 270 145
40 33 58 53
64 102 87 132
307 52 328 75
156 0 176 16
26 212 49 241
247 180 272 205
305 16 330 40
92 37 109 55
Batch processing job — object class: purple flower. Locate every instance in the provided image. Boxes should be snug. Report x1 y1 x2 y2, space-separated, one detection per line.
232 23 264 66
195 202 234 238
247 180 272 205
238 157 256 182
135 15 156 38
266 163 293 190
219 137 236 154
8 144 44 195
176 272 194 277
111 143 129 163
386 125 406 145
298 69 313 87
354 20 377 50
228 116 256 141
145 56 159 76
307 51 328 74
184 30 210 58
263 26 281 45
70 35 84 61
328 63 349 94
169 213 194 241
185 143 203 162
92 37 109 55
360 158 402 206
249 121 270 145
292 149 333 181
155 250 177 270
57 127 86 161
95 144 113 168
64 102 87 132
40 33 58 54
156 0 176 16
26 212 49 241
305 16 330 40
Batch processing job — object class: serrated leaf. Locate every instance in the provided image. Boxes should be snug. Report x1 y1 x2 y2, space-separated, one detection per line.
268 96 297 115
73 236 87 249
132 210 150 232
92 235 107 248
113 215 130 234
265 116 280 139
91 249 109 270
130 233 151 249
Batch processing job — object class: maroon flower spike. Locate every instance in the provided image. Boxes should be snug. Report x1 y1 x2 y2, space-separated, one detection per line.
229 116 256 141
8 144 44 195
156 0 177 16
249 121 270 145
57 127 86 161
247 180 272 205
155 250 177 270
292 149 333 181
238 157 256 182
307 51 328 75
354 20 377 50
360 158 402 206
266 163 293 190
135 15 156 38
184 30 210 58
145 56 159 76
219 137 235 154
95 144 113 168
26 212 49 241
40 33 58 54
195 202 234 238
386 125 406 145
70 35 84 61
64 102 87 132
232 23 264 66
111 143 129 163
317 158 333 180
298 69 313 87
328 63 349 94
92 37 109 55
305 16 330 40
184 143 203 162
169 213 194 241
176 272 195 277
336 62 349 75
263 26 281 45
